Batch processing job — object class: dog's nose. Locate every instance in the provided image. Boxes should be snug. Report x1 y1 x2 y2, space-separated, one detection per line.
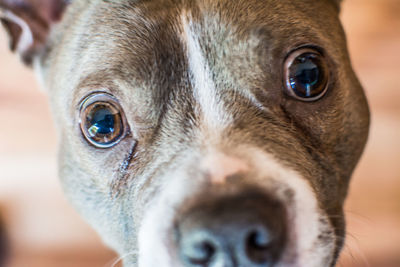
176 192 286 267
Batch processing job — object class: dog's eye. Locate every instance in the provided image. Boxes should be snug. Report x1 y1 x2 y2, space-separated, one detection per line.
79 93 127 148
284 48 329 101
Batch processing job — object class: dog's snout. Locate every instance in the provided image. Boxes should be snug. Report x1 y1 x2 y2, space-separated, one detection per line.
175 192 286 267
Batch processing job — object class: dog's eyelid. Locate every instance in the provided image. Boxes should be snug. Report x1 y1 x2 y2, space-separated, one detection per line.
285 44 326 59
78 90 117 107
74 72 125 107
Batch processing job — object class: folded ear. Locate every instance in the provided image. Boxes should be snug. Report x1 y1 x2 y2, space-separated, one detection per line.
0 0 69 65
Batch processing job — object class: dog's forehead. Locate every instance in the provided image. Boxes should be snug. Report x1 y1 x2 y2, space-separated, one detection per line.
71 0 343 112
84 0 342 68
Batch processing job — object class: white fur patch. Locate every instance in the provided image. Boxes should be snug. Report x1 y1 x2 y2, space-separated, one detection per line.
137 146 336 267
138 158 198 267
0 9 34 54
201 151 249 184
181 13 232 132
246 148 336 266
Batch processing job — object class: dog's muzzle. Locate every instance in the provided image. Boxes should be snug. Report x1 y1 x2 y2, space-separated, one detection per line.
175 191 287 267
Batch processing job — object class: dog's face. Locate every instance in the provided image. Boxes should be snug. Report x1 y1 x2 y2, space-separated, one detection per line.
1 0 370 266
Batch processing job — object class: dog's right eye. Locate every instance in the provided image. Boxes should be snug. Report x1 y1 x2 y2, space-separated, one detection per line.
79 92 128 148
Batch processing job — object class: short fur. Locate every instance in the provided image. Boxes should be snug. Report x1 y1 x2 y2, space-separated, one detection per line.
0 0 370 266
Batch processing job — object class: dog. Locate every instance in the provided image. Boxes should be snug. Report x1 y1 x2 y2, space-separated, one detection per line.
0 0 370 266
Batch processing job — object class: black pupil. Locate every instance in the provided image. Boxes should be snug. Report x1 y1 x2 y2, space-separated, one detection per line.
289 53 327 98
83 102 123 145
90 107 115 135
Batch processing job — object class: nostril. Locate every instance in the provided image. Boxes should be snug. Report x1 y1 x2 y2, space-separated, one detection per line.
180 232 217 266
186 241 215 265
176 191 287 267
245 227 272 264
248 227 271 248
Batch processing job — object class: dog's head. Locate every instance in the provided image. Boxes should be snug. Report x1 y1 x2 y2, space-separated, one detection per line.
1 0 370 266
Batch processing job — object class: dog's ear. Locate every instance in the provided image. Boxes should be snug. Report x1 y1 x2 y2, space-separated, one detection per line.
0 0 69 65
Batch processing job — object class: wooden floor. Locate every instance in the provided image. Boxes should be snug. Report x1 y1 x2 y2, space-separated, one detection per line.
0 0 399 266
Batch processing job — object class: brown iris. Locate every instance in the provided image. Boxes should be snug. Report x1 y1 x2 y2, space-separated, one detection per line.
79 93 126 148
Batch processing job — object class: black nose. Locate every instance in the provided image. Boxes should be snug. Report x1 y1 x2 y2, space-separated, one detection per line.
175 192 286 267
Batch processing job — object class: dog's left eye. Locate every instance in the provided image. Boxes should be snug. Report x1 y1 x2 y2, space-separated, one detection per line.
79 92 127 148
284 48 329 101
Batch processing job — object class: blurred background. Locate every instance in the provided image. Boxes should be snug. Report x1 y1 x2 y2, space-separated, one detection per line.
0 0 399 266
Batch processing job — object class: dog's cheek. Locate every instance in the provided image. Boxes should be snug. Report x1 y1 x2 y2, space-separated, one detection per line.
56 140 137 254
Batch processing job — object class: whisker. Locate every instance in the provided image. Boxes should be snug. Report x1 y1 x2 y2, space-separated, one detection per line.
105 250 139 267
326 211 372 226
339 231 371 267
344 210 373 225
